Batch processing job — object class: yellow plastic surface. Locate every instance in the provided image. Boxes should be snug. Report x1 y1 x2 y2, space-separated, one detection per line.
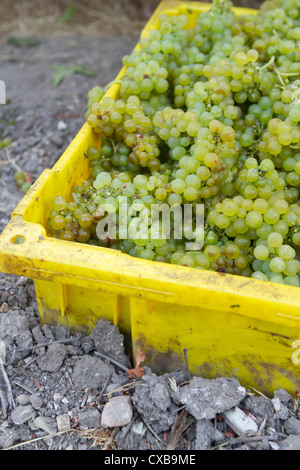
1 1 300 395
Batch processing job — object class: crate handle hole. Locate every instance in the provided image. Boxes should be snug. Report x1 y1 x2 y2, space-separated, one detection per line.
11 235 26 245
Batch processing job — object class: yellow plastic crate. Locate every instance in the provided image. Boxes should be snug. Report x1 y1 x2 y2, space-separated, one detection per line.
1 1 300 396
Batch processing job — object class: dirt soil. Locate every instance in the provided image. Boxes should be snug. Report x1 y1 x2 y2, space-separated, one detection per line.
1 0 300 453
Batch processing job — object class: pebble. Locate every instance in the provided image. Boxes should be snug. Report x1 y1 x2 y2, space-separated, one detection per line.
53 393 62 403
284 416 300 435
16 394 31 406
194 419 215 450
11 405 36 425
33 416 57 435
222 407 258 436
279 435 300 450
272 397 289 420
101 396 133 428
0 303 9 313
78 408 101 430
132 421 144 435
57 120 67 130
274 388 293 403
106 383 124 397
174 377 246 420
30 394 43 410
57 414 71 432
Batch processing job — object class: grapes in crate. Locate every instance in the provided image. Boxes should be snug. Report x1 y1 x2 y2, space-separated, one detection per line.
49 0 300 287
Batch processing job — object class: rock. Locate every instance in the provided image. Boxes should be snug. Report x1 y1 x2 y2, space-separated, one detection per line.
0 428 22 449
36 342 67 372
101 396 133 428
274 388 293 404
242 396 274 419
106 382 125 397
53 393 63 404
57 414 71 432
57 120 67 130
30 394 43 410
0 311 33 362
33 416 57 434
271 397 289 420
269 441 280 450
78 408 101 430
72 355 114 389
279 435 300 450
86 318 128 367
150 382 171 411
132 367 177 433
132 421 144 435
284 416 300 435
213 428 225 444
173 377 246 420
222 407 258 436
11 405 36 425
194 419 215 450
16 394 31 406
0 302 9 313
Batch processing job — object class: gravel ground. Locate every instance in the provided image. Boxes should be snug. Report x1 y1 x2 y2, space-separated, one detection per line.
1 8 300 453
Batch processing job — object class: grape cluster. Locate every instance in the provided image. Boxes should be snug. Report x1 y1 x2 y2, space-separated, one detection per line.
48 0 300 287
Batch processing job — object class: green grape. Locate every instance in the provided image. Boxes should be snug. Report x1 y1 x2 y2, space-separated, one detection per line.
267 232 283 248
254 245 269 260
269 257 286 274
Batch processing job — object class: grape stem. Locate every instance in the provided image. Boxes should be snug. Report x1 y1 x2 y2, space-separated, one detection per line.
104 77 124 94
258 55 275 71
259 55 300 88
109 138 117 153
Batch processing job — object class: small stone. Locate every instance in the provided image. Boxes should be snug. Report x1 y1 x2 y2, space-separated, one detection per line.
11 405 36 425
243 396 274 419
53 393 62 403
0 428 21 449
57 414 71 432
101 396 133 428
57 120 67 130
279 435 300 450
0 303 9 313
73 355 113 389
274 388 293 404
36 343 67 372
270 441 280 450
272 397 282 412
213 429 225 443
284 416 300 435
106 383 123 397
78 408 101 430
272 397 289 420
132 421 144 435
150 382 171 411
16 394 31 406
194 419 215 450
33 416 57 435
222 407 258 436
30 394 43 410
174 377 246 420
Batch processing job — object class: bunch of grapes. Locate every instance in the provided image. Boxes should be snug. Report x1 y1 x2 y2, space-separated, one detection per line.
48 0 300 287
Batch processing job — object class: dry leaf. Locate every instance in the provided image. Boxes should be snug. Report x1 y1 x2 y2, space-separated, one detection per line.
128 349 145 379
